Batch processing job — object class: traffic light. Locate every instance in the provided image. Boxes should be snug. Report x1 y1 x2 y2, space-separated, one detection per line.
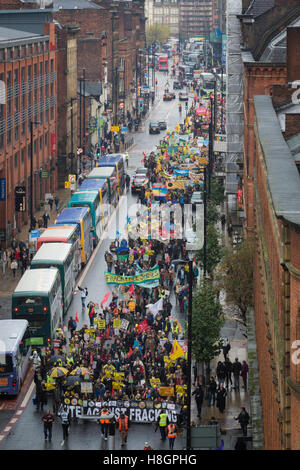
185 102 188 109
96 147 101 157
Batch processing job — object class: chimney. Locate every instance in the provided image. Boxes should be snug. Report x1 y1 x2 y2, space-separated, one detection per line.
287 27 300 84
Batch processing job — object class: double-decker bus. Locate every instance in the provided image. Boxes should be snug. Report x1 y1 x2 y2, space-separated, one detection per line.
68 190 102 246
200 72 215 97
77 178 110 229
30 243 79 314
55 207 93 267
87 167 118 207
96 154 126 196
36 225 81 273
0 319 32 395
158 55 168 72
12 268 63 348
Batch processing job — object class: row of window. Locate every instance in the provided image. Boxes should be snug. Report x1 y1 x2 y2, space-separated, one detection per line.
154 17 179 23
154 7 179 13
0 41 50 62
0 98 56 149
13 132 50 169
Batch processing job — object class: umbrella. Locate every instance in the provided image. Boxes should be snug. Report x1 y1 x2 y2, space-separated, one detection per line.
70 367 90 377
64 375 82 388
49 355 66 365
49 367 69 379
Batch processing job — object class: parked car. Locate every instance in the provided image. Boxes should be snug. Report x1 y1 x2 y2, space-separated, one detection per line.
131 174 149 194
179 92 189 101
149 122 160 134
135 167 148 176
158 120 167 130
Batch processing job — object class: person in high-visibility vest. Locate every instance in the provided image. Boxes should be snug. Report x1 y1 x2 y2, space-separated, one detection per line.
97 407 111 441
117 413 129 447
156 411 169 441
167 423 178 450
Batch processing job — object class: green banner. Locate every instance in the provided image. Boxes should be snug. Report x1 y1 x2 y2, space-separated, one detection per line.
105 265 160 286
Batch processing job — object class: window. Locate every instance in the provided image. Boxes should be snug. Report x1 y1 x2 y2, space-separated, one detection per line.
28 143 31 159
21 148 25 164
40 136 43 151
34 140 37 154
14 152 18 169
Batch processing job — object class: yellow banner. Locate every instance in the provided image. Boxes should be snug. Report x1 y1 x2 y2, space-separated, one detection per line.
159 386 175 397
95 319 106 329
113 319 121 329
150 378 161 386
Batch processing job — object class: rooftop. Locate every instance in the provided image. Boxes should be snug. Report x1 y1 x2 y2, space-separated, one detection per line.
254 94 300 227
0 25 41 42
53 0 103 9
244 0 274 19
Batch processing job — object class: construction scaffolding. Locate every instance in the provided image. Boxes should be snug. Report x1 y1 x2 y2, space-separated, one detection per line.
225 0 243 197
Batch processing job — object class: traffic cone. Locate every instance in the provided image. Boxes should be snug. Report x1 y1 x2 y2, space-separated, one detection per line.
75 312 79 323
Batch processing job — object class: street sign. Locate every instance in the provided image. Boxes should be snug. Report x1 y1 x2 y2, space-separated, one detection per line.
65 181 71 189
68 174 76 183
111 126 120 132
30 230 41 239
0 178 6 201
121 127 128 133
42 171 49 179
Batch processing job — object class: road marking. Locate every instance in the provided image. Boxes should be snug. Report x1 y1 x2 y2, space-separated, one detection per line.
16 410 23 415
3 426 11 433
10 418 17 424
20 380 35 409
0 435 4 441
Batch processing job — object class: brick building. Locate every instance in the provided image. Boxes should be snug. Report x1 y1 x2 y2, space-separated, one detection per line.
0 9 57 245
240 0 300 449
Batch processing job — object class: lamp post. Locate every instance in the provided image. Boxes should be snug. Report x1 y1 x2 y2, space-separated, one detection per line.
172 257 193 450
30 120 40 230
69 97 78 174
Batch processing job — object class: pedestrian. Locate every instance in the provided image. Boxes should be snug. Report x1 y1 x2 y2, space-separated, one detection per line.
78 286 88 309
235 407 250 436
216 361 226 386
156 410 169 441
68 316 77 336
207 376 217 406
1 249 7 277
117 412 129 447
227 222 233 238
222 339 231 361
224 357 232 389
87 301 96 328
54 195 60 211
192 385 204 418
167 422 177 450
48 195 54 211
216 383 227 413
193 363 198 386
143 441 153 450
241 361 249 389
232 357 242 390
125 151 129 167
10 258 18 278
43 212 50 228
126 174 130 192
98 407 111 441
60 405 71 444
42 409 54 442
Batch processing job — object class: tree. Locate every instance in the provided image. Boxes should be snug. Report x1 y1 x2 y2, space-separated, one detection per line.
195 224 224 276
192 280 225 367
216 238 254 324
146 24 170 46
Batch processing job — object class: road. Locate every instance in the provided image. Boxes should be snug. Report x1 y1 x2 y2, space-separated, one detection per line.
0 67 196 451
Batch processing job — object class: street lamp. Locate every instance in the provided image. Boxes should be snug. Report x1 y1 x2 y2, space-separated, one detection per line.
30 120 41 230
69 97 78 174
172 256 193 450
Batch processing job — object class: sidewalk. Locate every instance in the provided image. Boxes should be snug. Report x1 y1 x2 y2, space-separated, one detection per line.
0 185 71 297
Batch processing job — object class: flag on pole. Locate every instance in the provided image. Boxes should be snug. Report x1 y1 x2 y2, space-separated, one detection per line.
137 319 150 334
170 339 185 360
127 347 133 358
128 284 135 297
75 312 79 323
100 292 110 308
146 298 164 318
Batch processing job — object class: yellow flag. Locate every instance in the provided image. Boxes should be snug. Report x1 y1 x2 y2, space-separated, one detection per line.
170 339 185 360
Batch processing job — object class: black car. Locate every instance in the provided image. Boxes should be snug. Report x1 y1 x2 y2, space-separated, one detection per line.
173 81 183 90
149 122 160 134
158 121 167 130
163 92 173 101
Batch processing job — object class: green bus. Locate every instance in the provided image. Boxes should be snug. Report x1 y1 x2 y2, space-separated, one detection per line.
12 268 63 347
68 190 101 246
30 243 79 314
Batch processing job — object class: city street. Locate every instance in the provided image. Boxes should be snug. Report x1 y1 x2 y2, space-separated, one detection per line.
0 69 191 451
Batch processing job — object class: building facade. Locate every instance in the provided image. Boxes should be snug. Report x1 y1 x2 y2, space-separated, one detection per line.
0 9 57 244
